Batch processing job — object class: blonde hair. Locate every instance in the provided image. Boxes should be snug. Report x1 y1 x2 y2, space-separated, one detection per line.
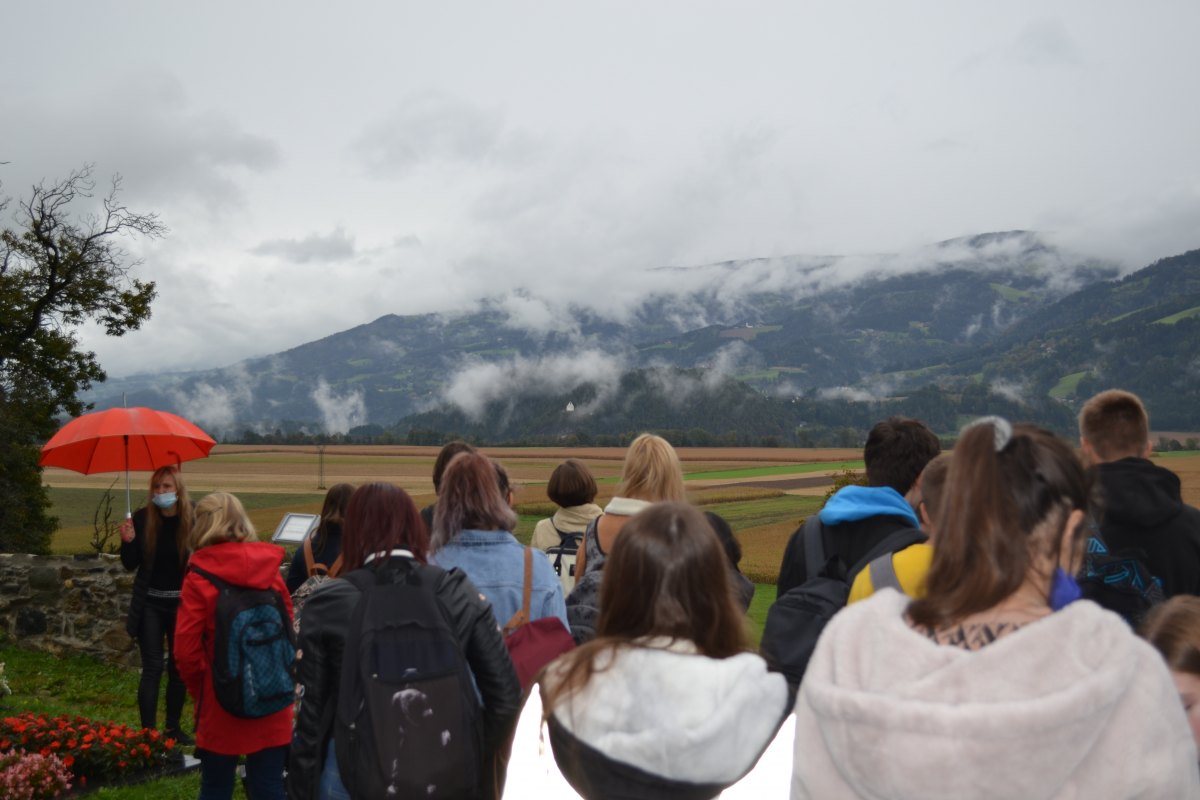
190 492 257 550
619 433 686 502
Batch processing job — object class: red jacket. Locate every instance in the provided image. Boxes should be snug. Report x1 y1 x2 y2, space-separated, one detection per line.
174 540 294 755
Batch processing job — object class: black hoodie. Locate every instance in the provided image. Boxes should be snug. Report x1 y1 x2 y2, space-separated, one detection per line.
1096 457 1200 597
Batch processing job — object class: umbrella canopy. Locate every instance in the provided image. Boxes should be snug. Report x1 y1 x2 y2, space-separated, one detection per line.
39 407 216 474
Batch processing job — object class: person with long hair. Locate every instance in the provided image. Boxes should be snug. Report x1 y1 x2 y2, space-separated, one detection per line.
1141 595 1200 753
174 492 293 800
118 465 194 742
506 502 790 798
566 433 687 642
791 419 1199 798
289 482 521 800
430 452 568 629
286 482 354 593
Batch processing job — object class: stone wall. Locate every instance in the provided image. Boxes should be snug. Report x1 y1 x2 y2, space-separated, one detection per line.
0 553 139 666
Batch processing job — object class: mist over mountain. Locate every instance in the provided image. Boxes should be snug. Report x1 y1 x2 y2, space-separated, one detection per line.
83 232 1200 443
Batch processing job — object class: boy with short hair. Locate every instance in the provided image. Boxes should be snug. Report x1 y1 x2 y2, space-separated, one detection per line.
1079 389 1200 597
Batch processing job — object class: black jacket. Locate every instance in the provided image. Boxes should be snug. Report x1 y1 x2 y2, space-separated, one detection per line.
776 513 920 597
119 507 187 638
1096 457 1200 597
287 556 522 800
284 523 343 594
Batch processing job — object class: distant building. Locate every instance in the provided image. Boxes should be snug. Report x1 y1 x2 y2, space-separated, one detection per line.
565 402 575 412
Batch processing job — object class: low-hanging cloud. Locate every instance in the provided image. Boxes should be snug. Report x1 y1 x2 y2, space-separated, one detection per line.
441 349 627 421
311 378 367 434
251 227 355 263
168 375 253 435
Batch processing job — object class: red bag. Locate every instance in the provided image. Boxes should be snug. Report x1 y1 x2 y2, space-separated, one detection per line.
502 548 575 689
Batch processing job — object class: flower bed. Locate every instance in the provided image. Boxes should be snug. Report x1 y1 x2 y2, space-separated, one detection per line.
0 749 73 800
0 713 179 791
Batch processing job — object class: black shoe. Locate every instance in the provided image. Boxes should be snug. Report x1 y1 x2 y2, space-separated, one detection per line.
164 727 195 747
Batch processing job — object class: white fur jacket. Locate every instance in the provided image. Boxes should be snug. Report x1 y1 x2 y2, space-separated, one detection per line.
792 590 1199 799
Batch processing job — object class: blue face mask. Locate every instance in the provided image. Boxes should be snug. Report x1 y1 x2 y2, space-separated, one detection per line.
1049 567 1082 611
152 492 178 509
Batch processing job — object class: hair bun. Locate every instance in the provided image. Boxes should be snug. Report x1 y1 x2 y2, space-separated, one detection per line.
962 415 1013 452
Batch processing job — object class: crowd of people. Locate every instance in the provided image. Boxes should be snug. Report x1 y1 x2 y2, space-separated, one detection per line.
113 388 1200 798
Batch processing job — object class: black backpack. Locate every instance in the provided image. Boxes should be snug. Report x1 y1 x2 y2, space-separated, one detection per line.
760 517 925 688
189 564 296 719
1079 534 1165 627
335 561 483 800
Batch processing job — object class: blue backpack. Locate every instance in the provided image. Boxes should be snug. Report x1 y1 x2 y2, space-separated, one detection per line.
190 564 296 719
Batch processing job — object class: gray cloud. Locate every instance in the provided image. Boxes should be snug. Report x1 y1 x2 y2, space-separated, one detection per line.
0 74 280 216
251 227 356 263
311 378 367 434
352 92 529 176
442 349 627 421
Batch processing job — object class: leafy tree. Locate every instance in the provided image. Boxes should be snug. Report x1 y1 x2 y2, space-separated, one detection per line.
0 166 162 553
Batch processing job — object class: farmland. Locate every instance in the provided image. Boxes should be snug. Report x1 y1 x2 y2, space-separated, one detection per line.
42 445 1200 584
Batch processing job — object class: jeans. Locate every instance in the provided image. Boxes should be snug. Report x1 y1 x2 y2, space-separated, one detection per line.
136 600 186 731
317 741 351 800
198 745 287 800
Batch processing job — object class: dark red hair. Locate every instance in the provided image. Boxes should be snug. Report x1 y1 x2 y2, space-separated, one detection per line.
341 482 429 570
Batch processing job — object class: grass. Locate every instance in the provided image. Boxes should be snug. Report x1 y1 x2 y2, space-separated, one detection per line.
990 282 1033 301
683 461 863 480
1048 371 1088 400
0 642 214 799
747 583 777 646
1105 306 1150 324
1153 305 1200 325
1157 451 1200 458
46 487 324 554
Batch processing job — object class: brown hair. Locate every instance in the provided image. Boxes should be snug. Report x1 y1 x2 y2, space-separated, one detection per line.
547 459 598 508
431 452 518 549
189 492 256 550
1079 389 1150 461
312 483 354 552
143 465 192 567
542 502 747 717
908 421 1094 629
916 453 952 528
340 482 429 571
432 440 476 493
619 433 686 502
864 416 941 495
1140 596 1200 677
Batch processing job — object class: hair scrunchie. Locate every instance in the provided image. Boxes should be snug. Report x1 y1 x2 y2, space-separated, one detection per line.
962 415 1013 452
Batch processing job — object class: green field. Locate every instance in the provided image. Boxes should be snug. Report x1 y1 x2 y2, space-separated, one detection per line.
47 487 325 554
1049 371 1088 400
683 461 862 480
1153 305 1200 325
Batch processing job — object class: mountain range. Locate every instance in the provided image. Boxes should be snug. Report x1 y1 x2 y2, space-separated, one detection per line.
85 232 1200 445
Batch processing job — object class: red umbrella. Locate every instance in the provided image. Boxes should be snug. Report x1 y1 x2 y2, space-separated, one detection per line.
40 407 216 516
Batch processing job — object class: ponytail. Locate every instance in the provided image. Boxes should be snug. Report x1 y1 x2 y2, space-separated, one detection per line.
908 419 1093 629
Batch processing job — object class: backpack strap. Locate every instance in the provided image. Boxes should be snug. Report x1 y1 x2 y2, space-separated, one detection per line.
867 552 903 594
303 535 321 577
502 548 534 635
849 528 926 582
801 516 827 582
190 563 232 591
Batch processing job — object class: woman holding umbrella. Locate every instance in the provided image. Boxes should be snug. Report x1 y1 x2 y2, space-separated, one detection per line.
119 465 195 743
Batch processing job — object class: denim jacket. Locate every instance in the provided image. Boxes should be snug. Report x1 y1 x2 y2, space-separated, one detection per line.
431 529 569 632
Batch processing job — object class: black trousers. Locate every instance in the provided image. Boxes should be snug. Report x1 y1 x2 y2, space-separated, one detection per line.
137 599 186 731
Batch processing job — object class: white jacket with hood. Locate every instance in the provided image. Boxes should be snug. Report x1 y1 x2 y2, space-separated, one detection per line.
792 590 1199 800
505 638 793 798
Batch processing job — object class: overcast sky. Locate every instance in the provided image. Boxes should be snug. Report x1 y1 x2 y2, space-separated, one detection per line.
3 1 1198 379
